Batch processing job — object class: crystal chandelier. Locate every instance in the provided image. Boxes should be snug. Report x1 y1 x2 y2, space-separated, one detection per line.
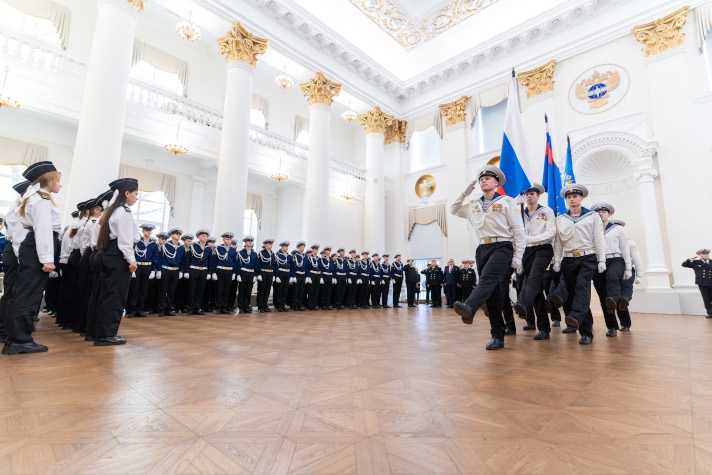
341 179 355 201
164 123 188 155
176 11 200 42
274 64 293 90
0 67 20 110
341 101 357 122
270 156 288 182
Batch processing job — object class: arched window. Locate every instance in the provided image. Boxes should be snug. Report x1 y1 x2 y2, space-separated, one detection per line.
473 100 507 154
131 190 170 233
0 164 26 216
0 1 66 49
409 126 441 172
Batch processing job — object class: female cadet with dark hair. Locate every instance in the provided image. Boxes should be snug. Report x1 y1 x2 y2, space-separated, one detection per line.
93 178 140 346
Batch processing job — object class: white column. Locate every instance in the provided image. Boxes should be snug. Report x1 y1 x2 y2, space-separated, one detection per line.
384 141 406 254
188 176 207 233
303 103 331 245
64 0 141 212
213 61 253 234
364 132 386 252
635 167 671 288
442 121 469 263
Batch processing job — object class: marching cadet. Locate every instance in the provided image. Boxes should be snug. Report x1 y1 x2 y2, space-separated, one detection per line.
512 183 556 341
125 224 158 318
552 184 606 345
380 254 392 308
682 248 712 318
306 244 321 310
146 231 167 313
391 254 404 308
423 260 444 308
211 232 236 314
157 227 184 316
345 250 359 309
369 253 382 308
590 203 631 337
291 241 307 311
450 165 526 351
236 236 258 313
319 246 334 310
457 260 477 301
333 247 348 309
404 258 420 307
609 219 641 331
256 238 277 312
227 237 239 310
358 252 370 307
184 229 211 315
273 240 292 312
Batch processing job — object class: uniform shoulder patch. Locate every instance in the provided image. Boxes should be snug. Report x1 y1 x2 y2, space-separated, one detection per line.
504 196 513 202
123 205 131 212
39 192 50 200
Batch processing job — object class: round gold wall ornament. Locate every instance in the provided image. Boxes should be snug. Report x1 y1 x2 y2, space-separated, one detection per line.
415 174 436 198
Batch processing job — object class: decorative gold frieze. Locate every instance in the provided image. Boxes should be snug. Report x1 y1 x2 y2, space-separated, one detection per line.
300 72 342 106
126 0 146 12
385 119 407 145
216 21 269 66
518 60 556 98
438 96 468 126
358 106 394 135
632 7 688 57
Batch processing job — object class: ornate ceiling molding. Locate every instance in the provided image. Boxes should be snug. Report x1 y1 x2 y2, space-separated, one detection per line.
348 0 500 50
300 72 342 106
439 95 468 126
126 0 147 12
216 21 269 66
358 106 394 135
518 60 556 99
632 6 688 57
384 118 407 145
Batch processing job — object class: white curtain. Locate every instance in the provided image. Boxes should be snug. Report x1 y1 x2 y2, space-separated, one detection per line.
294 115 310 141
695 2 712 51
4 0 70 49
132 40 189 95
251 94 269 125
119 164 176 216
245 193 262 230
469 82 509 129
23 144 48 166
404 111 443 147
0 137 47 166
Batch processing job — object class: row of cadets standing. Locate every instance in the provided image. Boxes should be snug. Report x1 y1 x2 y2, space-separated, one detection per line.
186 229 211 315
212 232 237 314
156 227 188 316
125 223 159 318
236 236 258 313
273 240 292 312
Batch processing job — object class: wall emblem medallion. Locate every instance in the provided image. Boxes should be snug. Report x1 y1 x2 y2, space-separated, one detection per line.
569 64 630 115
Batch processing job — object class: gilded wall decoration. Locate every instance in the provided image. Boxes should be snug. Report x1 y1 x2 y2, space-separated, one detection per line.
568 64 630 115
126 0 146 12
300 72 342 106
518 60 556 98
632 7 688 56
349 0 500 50
216 21 269 66
385 119 407 145
438 96 468 126
358 106 394 135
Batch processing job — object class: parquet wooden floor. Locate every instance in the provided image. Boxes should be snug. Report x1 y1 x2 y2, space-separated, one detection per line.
1 306 710 474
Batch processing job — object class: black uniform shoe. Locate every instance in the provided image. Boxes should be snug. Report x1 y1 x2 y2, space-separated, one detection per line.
2 340 48 355
504 328 516 335
564 315 579 329
618 298 629 311
383 305 391 308
485 338 504 350
513 303 527 319
453 301 474 324
578 335 593 345
408 304 416 307
606 328 617 337
393 305 402 308
298 307 307 311
136 312 148 318
373 305 382 309
166 311 176 316
604 297 617 314
620 325 630 331
707 315 712 319
480 302 490 317
158 312 166 317
195 310 205 315
126 312 137 318
85 335 96 342
550 294 563 308
552 320 561 327
522 324 536 331
94 336 126 346
534 331 550 340
31 315 40 322
562 326 577 333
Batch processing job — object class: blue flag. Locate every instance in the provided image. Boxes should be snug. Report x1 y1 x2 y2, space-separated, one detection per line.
563 136 576 186
541 118 566 215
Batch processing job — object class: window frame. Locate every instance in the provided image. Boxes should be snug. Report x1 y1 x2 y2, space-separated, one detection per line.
131 190 170 233
129 59 185 97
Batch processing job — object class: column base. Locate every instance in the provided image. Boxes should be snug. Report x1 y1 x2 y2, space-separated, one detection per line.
645 270 671 289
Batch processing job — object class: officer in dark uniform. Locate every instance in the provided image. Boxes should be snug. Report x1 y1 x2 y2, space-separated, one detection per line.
391 254 404 308
272 240 292 312
126 224 158 318
211 232 236 314
358 252 370 307
369 253 382 308
202 236 217 312
424 260 444 307
380 254 392 308
227 237 239 310
306 244 321 310
237 236 258 313
682 248 712 318
256 239 277 312
185 229 211 315
174 233 193 313
457 260 477 301
319 246 334 310
345 249 358 309
291 241 307 311
157 227 185 316
404 258 419 307
333 247 348 309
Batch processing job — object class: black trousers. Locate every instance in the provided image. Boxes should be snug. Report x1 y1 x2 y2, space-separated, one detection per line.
615 268 635 327
518 245 553 332
561 255 597 338
84 251 101 338
7 232 54 343
0 241 17 340
319 277 332 308
95 240 131 338
392 277 403 306
460 285 474 302
543 269 562 322
187 268 208 312
274 270 291 308
71 248 94 332
604 257 625 304
291 274 305 309
358 279 369 307
334 275 347 307
445 283 457 306
214 268 233 311
57 249 80 327
369 278 381 307
158 268 180 312
501 271 516 331
228 279 238 309
346 279 358 307
406 282 417 306
308 275 321 309
257 271 274 309
699 285 712 316
464 241 513 340
380 277 391 306
126 264 151 314
237 270 255 311
430 284 442 306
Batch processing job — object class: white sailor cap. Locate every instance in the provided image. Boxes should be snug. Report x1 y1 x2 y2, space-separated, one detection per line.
263 238 274 245
169 227 183 236
349 249 357 254
181 234 194 241
382 253 389 258
279 240 290 247
394 253 401 258
323 246 332 251
221 232 234 239
336 247 345 253
231 238 238 245
372 253 380 257
698 248 711 255
207 236 217 243
195 229 210 237
139 223 155 231
591 202 615 215
243 235 255 242
296 241 306 248
291 249 299 255
521 182 545 195
305 249 313 255
560 184 589 198
612 219 626 226
477 165 506 186
310 243 320 249
156 232 169 239
361 251 369 255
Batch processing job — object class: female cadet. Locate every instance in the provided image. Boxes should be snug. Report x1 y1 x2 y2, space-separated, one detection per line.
93 178 140 346
2 161 62 355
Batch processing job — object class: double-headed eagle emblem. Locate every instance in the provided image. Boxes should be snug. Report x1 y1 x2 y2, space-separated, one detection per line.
575 70 620 109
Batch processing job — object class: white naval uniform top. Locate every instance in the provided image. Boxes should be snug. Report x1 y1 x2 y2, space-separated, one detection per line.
109 205 140 263
521 204 556 246
602 222 631 270
4 196 28 251
59 229 73 264
71 217 87 251
628 239 643 271
16 188 61 264
81 217 99 252
450 192 526 262
553 207 605 265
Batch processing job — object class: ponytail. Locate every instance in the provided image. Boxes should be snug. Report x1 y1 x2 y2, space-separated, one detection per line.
96 186 137 250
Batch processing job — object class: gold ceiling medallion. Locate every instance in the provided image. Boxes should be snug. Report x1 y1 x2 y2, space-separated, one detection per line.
518 60 556 98
358 106 394 135
216 21 269 66
439 95 468 126
415 174 436 198
300 72 342 106
487 156 500 166
632 6 688 57
349 0 500 50
126 0 146 13
384 119 407 145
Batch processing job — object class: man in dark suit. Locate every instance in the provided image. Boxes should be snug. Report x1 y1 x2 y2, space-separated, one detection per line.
682 248 712 318
443 258 459 308
404 258 420 307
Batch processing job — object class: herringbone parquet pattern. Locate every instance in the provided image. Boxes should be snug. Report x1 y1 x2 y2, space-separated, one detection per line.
1 307 710 474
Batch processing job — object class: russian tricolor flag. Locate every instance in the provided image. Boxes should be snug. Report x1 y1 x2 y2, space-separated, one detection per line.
498 70 533 196
542 115 566 215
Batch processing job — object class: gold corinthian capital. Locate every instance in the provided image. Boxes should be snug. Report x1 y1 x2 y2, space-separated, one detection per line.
632 6 688 57
300 72 342 106
216 21 269 66
518 60 556 98
126 0 146 12
384 119 407 145
358 106 394 135
439 96 468 126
